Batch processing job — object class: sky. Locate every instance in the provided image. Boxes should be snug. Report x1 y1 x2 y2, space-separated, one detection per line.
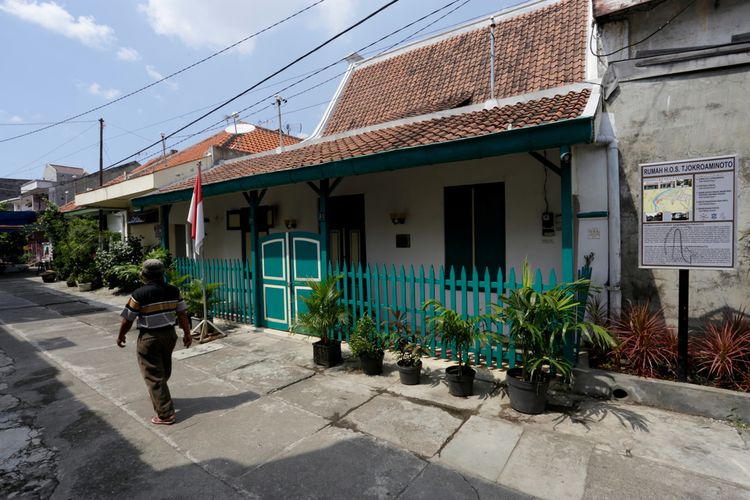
0 0 526 181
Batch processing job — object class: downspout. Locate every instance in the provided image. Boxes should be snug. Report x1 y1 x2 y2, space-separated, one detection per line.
595 113 621 317
489 18 496 99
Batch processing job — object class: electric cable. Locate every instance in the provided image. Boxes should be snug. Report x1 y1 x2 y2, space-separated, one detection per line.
0 0 327 144
105 0 403 169
4 122 99 176
590 0 699 58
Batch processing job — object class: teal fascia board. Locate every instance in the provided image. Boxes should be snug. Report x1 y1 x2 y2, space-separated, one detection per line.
576 210 608 219
133 116 593 209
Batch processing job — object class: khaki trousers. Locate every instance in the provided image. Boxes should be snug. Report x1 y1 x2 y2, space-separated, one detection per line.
137 327 177 419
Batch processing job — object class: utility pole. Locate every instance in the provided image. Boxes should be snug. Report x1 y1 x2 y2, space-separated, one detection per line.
98 118 105 247
160 132 168 164
275 95 287 150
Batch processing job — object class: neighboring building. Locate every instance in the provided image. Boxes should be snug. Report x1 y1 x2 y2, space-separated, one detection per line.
48 161 140 208
14 164 88 213
593 0 750 323
75 126 300 248
0 178 30 203
134 0 615 337
43 164 87 183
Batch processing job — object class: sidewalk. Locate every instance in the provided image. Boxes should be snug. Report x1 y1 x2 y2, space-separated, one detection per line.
1 273 748 499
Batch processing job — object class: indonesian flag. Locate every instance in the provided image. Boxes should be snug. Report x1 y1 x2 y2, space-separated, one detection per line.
187 165 204 255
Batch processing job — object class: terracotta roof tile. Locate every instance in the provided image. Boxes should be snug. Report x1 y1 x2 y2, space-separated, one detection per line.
323 0 588 135
103 127 299 187
159 89 591 194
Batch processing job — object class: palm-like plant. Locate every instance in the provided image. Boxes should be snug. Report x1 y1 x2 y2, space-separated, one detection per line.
494 262 614 383
423 300 489 371
294 275 348 344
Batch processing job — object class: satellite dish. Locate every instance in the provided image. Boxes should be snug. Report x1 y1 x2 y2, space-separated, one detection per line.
224 122 256 134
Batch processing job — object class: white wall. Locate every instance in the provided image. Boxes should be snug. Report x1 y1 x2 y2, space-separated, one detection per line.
161 148 614 285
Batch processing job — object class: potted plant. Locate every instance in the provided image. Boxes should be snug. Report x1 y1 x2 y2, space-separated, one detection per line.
294 275 348 367
40 270 57 283
423 300 489 396
349 314 387 375
382 307 431 385
493 262 614 414
76 267 99 292
183 278 221 329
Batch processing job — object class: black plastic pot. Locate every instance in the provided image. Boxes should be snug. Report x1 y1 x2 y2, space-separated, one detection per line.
41 272 56 283
505 367 549 414
360 352 384 375
445 365 475 396
397 362 421 385
313 340 342 367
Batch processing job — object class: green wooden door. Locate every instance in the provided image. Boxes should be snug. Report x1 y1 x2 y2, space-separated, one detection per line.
260 231 322 330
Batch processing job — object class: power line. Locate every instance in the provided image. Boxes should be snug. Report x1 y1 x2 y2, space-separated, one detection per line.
149 0 469 160
0 0 327 144
106 0 403 169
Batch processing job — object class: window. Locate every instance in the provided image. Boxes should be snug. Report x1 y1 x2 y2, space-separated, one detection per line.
444 182 505 276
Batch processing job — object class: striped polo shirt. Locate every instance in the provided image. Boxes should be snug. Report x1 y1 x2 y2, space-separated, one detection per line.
121 281 187 330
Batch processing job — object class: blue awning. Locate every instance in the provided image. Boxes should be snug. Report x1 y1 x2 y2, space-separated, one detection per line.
0 211 37 232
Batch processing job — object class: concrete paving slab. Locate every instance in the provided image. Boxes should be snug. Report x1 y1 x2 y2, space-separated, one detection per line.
74 311 121 331
226 360 315 394
582 448 750 500
325 358 401 390
0 307 61 325
272 373 378 420
386 366 499 412
178 344 266 374
47 301 107 316
238 426 427 499
342 393 464 458
400 462 534 500
173 341 226 360
436 415 523 483
502 399 750 489
499 430 593 500
168 397 329 478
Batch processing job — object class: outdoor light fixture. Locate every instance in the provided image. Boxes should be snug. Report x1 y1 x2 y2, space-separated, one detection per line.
284 219 297 229
390 213 407 225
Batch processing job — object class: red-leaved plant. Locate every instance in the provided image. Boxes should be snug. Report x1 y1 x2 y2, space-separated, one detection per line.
694 310 750 390
611 302 677 378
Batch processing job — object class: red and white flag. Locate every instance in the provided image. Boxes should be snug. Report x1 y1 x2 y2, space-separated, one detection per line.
187 164 204 255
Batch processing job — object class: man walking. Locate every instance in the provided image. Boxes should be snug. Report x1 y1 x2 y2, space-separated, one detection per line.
117 259 192 425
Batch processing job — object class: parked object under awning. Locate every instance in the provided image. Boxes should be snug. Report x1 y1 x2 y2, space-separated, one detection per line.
0 211 37 232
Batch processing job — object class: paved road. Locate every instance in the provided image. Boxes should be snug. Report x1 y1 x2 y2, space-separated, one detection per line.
1 271 748 499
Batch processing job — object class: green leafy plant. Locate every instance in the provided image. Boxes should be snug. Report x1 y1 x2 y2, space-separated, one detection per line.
95 236 144 288
422 300 489 371
694 310 750 389
293 275 348 344
349 314 386 358
183 279 221 318
381 308 430 367
493 262 614 383
611 302 676 379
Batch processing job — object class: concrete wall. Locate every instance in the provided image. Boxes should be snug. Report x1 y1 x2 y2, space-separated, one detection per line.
597 0 750 324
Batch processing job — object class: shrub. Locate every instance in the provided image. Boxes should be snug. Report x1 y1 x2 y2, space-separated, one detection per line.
95 236 144 288
694 310 750 390
611 302 676 378
349 315 386 358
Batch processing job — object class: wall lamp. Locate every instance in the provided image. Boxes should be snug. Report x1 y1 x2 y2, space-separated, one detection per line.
390 213 407 225
284 219 297 229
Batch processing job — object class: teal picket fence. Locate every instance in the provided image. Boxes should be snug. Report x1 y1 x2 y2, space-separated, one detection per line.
330 262 591 368
175 257 253 324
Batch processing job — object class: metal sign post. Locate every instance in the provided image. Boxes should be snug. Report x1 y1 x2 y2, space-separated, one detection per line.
639 155 737 382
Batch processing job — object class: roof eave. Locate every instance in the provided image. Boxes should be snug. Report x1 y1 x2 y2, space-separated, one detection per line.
133 115 594 209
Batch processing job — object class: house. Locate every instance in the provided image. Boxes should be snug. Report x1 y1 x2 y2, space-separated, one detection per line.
592 0 750 323
0 178 30 204
132 0 616 348
75 126 299 249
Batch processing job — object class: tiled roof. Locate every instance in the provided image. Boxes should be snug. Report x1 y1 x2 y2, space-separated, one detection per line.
103 126 299 187
322 0 588 136
159 89 592 194
58 200 79 213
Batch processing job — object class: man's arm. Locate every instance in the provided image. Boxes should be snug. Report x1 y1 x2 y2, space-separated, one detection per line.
117 318 133 348
177 311 192 348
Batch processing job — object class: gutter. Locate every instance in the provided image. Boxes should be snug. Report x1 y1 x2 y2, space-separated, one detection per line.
133 116 594 209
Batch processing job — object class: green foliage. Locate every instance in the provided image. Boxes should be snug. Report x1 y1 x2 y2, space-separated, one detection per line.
293 274 348 344
423 300 489 369
144 247 173 270
183 279 221 318
95 236 144 289
349 315 386 358
694 309 750 390
493 262 614 383
381 308 430 367
0 231 26 263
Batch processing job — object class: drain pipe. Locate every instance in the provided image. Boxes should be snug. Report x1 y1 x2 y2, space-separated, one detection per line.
596 113 621 318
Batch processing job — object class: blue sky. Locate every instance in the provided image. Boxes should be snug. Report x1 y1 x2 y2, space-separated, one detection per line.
0 0 525 180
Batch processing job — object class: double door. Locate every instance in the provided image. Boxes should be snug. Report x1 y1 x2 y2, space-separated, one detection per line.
260 231 321 330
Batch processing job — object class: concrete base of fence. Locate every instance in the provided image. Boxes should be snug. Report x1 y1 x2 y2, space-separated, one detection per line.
572 367 750 421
